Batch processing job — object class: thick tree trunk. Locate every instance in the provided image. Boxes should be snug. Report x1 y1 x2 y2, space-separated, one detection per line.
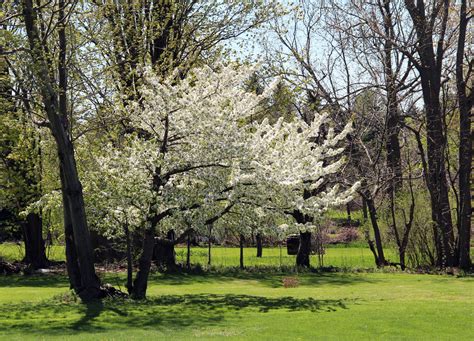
61 171 81 291
131 226 193 299
239 234 244 269
131 230 155 299
256 233 263 258
366 195 386 266
296 232 311 267
399 248 406 271
22 212 49 269
153 230 176 269
456 0 472 270
404 0 455 268
22 0 101 300
62 155 101 300
426 104 456 267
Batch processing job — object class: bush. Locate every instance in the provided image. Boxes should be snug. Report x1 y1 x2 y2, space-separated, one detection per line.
328 227 360 244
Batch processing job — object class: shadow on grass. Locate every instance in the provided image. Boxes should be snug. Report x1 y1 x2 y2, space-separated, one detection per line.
148 270 378 288
0 274 70 288
0 268 378 291
0 293 352 336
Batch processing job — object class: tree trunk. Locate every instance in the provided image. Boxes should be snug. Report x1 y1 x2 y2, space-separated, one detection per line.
22 212 49 269
186 234 191 269
296 232 311 267
256 233 263 258
21 0 101 301
61 170 81 291
366 195 386 266
381 0 402 192
153 230 176 269
239 234 244 269
367 238 379 266
399 248 406 271
456 0 472 270
124 222 133 294
362 196 368 221
207 224 212 265
346 203 352 225
404 0 455 267
131 230 155 299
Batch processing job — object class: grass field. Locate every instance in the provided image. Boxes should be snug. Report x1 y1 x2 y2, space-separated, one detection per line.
1 243 473 340
0 271 472 340
0 243 399 268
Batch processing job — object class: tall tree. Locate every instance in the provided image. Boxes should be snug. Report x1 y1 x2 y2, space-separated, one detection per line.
455 0 472 270
20 0 101 300
403 0 456 266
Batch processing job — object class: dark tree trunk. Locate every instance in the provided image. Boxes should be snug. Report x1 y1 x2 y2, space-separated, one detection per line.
207 224 212 265
399 248 406 271
366 195 386 266
153 230 176 269
291 193 313 268
22 212 48 269
296 232 311 267
124 222 133 294
186 234 191 269
61 172 81 291
239 234 244 269
367 239 379 266
456 0 472 270
346 204 352 225
131 230 155 299
131 226 192 299
404 0 455 267
362 196 368 221
410 129 444 264
380 0 402 192
22 0 101 300
256 233 263 258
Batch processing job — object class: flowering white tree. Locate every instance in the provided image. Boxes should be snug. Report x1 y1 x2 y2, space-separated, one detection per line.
82 63 358 298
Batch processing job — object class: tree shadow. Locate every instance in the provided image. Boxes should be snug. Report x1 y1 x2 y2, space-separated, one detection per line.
0 293 354 337
150 270 378 288
71 300 104 330
0 274 70 288
145 293 350 313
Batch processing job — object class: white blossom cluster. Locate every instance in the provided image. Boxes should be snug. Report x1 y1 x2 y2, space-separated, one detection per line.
84 63 359 237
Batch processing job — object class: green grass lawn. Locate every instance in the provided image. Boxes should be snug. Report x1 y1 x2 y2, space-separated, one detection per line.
0 243 65 263
175 246 399 268
0 242 398 268
0 271 472 340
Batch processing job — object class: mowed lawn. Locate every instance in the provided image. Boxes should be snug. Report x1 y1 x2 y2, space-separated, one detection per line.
1 243 473 340
0 271 473 340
